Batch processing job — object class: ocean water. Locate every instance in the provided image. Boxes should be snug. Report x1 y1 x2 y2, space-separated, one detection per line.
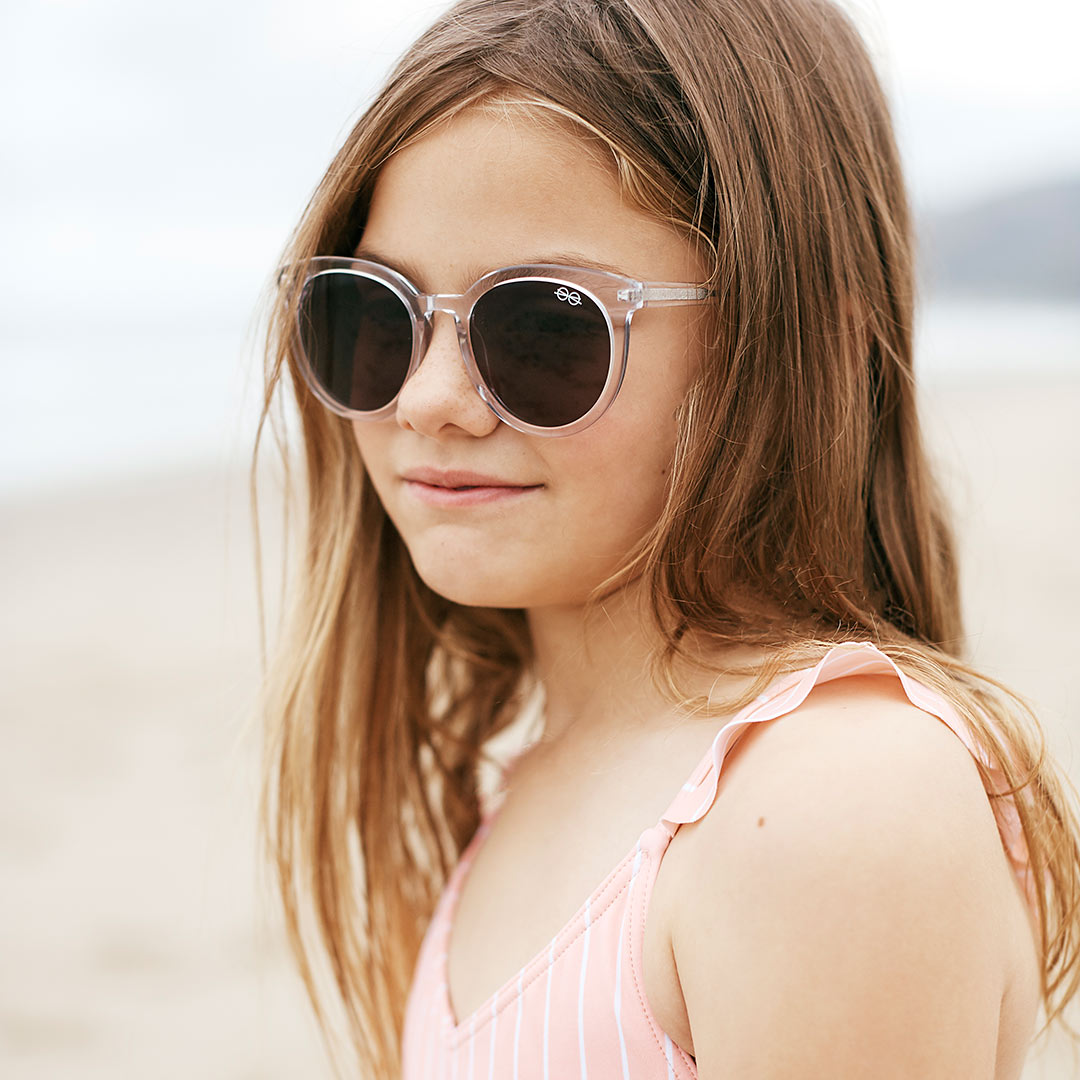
1 300 1078 501
0 323 274 499
914 300 1080 381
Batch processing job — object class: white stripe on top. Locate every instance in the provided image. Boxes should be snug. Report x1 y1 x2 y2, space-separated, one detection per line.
614 844 644 1080
468 1014 475 1080
579 894 592 1079
514 970 524 1080
421 942 438 1080
544 939 554 1080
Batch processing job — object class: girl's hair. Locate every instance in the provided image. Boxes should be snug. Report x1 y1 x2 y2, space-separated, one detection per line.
254 0 1080 1074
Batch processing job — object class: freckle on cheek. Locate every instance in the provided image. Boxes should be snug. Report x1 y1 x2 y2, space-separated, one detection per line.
757 816 766 828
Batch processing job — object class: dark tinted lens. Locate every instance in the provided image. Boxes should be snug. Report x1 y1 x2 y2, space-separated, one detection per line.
297 271 413 412
471 280 611 427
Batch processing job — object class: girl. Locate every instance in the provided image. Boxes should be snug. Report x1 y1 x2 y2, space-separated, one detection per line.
256 1 1080 1076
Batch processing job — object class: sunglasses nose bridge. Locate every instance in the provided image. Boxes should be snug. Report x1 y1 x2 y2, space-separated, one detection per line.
418 291 482 378
420 292 470 322
413 292 492 402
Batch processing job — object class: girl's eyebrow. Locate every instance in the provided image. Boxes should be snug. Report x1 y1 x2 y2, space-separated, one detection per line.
525 250 628 276
351 247 428 287
351 247 630 290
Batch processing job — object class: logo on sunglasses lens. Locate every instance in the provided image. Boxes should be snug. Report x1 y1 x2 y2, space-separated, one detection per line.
554 286 582 306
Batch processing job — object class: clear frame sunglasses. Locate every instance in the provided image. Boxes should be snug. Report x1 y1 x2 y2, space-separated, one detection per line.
281 256 710 436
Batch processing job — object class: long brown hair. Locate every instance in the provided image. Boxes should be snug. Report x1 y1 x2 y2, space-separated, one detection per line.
254 0 1080 1074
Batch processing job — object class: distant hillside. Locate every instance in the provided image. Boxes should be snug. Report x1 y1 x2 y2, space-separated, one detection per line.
918 176 1080 301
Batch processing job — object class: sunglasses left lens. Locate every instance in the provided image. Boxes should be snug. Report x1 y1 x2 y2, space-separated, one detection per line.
470 279 612 428
298 271 413 412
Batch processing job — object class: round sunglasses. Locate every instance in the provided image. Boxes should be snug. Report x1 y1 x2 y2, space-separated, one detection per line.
282 256 710 436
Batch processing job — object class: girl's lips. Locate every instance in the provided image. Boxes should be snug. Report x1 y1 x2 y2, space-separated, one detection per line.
399 467 543 508
401 467 534 488
403 479 543 507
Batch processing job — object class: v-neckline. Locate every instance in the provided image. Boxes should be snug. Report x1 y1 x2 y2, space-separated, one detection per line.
438 810 656 1037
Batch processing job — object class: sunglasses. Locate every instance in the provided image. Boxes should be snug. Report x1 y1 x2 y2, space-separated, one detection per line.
282 256 710 436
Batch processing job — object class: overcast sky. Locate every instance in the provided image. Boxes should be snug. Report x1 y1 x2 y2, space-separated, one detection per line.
3 0 1078 335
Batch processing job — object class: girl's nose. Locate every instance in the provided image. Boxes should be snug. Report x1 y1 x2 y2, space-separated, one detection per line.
393 313 500 439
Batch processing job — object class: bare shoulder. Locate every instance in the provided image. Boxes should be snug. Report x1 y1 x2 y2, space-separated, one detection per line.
669 672 1039 1078
694 671 1009 845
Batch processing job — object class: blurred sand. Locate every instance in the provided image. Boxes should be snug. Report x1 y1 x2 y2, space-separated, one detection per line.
2 375 1079 1078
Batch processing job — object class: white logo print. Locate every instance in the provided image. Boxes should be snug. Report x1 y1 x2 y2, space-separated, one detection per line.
554 286 582 306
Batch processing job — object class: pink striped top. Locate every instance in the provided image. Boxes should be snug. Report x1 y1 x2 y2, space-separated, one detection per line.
400 642 1037 1079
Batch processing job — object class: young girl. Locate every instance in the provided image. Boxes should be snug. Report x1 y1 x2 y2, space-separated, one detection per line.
256 1 1080 1076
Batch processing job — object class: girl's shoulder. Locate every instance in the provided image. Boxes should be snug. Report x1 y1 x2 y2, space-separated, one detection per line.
668 644 1038 926
672 655 1020 876
660 649 1042 1072
665 643 1035 867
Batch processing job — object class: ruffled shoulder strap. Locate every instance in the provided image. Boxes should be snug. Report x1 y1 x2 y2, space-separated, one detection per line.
658 641 1038 917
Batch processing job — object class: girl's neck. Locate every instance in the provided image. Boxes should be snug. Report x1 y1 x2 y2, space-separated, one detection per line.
525 581 766 750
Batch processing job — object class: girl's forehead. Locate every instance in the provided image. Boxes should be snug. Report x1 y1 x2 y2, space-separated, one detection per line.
376 104 614 195
361 105 703 290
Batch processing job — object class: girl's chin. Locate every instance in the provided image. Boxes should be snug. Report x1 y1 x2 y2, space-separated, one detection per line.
403 537 629 610
411 561 584 611
418 575 541 610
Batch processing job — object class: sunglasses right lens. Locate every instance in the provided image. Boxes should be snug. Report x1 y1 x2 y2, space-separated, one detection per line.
297 271 414 413
471 279 612 428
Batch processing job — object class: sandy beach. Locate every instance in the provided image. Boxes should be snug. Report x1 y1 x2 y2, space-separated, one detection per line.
2 375 1079 1078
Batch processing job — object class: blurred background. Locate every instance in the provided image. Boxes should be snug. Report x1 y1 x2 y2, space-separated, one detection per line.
1 0 1077 1075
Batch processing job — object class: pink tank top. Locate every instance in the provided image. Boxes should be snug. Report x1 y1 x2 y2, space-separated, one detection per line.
400 642 1037 1079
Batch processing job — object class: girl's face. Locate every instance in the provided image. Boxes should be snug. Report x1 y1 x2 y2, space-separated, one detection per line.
351 105 705 609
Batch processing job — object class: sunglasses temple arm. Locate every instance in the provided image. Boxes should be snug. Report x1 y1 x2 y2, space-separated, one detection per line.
632 284 712 306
